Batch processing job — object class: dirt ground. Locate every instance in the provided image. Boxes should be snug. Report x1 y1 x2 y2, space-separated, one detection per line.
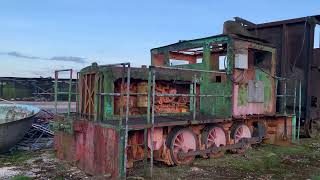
0 138 320 180
0 150 89 180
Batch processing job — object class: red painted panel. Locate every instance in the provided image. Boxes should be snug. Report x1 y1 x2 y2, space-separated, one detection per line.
54 120 120 178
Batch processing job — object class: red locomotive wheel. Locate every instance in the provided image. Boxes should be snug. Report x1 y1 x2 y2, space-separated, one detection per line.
231 124 252 154
168 128 197 165
202 126 226 158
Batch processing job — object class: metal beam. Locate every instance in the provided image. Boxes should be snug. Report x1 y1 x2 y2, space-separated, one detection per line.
178 137 260 158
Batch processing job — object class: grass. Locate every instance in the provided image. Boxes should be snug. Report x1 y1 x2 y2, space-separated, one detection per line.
192 144 287 172
0 151 35 165
223 144 315 174
312 176 320 180
262 144 307 154
11 175 33 180
240 152 281 172
176 141 320 179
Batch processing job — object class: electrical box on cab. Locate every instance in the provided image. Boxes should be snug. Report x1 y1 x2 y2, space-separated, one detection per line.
234 52 248 69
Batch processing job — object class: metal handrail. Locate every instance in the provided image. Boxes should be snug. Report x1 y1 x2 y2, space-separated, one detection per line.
275 78 302 142
151 65 226 74
54 69 74 117
99 92 231 97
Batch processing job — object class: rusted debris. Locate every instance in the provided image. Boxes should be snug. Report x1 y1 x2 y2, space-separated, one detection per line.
12 109 54 151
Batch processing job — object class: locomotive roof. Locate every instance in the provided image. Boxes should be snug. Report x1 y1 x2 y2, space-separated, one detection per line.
79 64 204 82
151 33 274 54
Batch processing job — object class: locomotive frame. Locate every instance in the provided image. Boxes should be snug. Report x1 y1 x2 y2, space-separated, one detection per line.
54 34 300 179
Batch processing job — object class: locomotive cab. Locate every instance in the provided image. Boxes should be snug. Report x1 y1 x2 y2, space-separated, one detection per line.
151 34 277 119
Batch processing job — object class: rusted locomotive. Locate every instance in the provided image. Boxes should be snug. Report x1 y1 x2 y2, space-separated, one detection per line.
52 16 320 179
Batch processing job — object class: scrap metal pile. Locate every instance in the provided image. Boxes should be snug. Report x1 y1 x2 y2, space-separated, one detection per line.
13 109 54 151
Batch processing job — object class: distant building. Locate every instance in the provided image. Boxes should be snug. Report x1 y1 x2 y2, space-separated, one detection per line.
0 77 76 101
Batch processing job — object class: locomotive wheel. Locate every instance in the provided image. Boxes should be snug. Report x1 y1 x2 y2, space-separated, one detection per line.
168 128 197 165
231 124 252 154
202 125 226 158
306 119 320 138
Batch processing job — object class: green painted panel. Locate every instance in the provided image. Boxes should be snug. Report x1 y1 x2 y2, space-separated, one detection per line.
238 84 248 106
200 82 232 118
175 63 205 70
151 35 229 55
199 41 233 118
103 70 115 118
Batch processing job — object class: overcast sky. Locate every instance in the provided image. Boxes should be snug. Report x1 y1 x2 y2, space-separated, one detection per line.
0 0 319 78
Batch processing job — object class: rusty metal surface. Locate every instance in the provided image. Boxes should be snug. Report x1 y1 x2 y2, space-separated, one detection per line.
242 16 320 136
232 40 276 117
79 73 96 117
247 80 264 103
310 48 320 120
102 114 233 130
54 120 120 178
125 116 292 166
82 66 201 82
264 116 293 145
114 80 191 115
178 137 260 158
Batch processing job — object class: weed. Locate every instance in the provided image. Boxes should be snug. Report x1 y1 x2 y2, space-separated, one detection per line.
0 151 34 165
